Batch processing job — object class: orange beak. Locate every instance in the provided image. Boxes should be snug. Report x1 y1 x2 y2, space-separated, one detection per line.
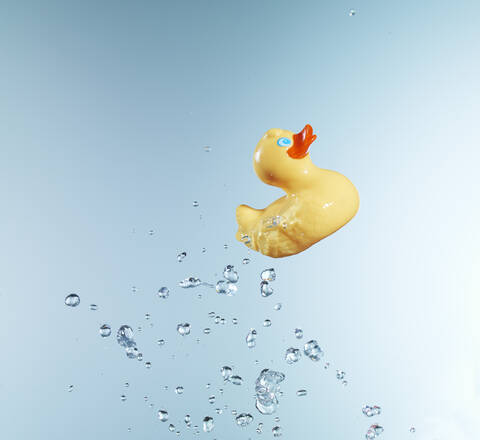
287 124 317 159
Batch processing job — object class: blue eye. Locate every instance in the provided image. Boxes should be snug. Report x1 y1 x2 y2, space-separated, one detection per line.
277 137 292 147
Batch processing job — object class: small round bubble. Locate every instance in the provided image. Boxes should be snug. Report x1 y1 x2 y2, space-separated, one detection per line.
99 324 111 337
64 293 80 307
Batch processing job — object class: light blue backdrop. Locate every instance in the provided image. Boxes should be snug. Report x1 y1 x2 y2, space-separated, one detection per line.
1 1 479 439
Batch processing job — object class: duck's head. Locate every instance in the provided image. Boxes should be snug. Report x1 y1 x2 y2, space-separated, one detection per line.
253 124 317 191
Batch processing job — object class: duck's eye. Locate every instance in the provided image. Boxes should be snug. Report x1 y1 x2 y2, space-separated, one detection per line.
277 137 292 147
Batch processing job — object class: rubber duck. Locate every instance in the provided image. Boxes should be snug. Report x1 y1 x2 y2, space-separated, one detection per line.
235 124 359 258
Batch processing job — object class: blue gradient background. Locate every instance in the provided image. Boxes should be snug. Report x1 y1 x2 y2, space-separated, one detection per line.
1 1 479 439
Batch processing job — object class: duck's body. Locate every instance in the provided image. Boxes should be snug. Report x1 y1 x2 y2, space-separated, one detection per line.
236 125 359 258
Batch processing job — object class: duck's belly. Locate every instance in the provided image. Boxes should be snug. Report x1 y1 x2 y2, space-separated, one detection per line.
248 188 359 258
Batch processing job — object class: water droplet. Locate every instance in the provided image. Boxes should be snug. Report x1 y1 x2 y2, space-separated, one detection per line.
67 384 74 392
296 389 307 397
117 325 136 348
158 410 169 422
203 416 214 432
272 426 282 437
178 277 203 288
202 247 207 253
215 408 222 415
260 281 274 297
168 424 175 432
362 405 381 417
303 340 324 361
366 424 383 439
349 9 356 16
89 304 98 311
240 234 251 244
177 252 187 262
121 394 127 401
255 369 285 415
285 347 302 364
99 324 111 337
223 265 239 283
204 146 211 152
64 293 80 307
232 318 238 325
294 328 303 339
157 339 166 346
324 362 330 369
177 323 191 336
246 329 257 348
206 383 211 389
221 366 233 380
125 346 139 359
220 317 226 324
242 258 250 264
235 413 253 427
145 361 152 369
230 375 243 385
260 268 276 282
263 319 272 327
410 427 416 433
184 414 191 426
336 370 346 380
193 201 199 207
215 280 227 294
226 283 237 295
203 328 211 334
214 315 221 324
208 395 215 404
224 244 228 249
175 386 184 395
157 287 170 299
124 382 129 387
274 303 282 311
145 313 150 320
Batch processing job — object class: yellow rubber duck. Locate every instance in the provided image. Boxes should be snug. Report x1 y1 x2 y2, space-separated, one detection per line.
235 124 359 258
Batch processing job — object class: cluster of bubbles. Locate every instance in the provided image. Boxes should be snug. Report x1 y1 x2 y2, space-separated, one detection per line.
215 265 239 296
363 405 381 417
116 325 141 360
260 268 276 297
235 413 254 427
246 328 257 348
362 405 383 438
221 366 243 386
284 339 325 366
64 260 417 438
255 369 285 415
